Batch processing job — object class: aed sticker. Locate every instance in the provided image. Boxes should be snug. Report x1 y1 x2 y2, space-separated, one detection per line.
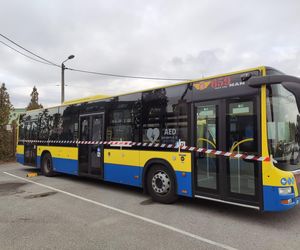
280 177 295 186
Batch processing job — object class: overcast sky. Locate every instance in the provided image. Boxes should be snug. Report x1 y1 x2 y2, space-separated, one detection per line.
1 0 300 108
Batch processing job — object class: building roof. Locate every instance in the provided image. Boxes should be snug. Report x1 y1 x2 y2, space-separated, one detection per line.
9 108 26 124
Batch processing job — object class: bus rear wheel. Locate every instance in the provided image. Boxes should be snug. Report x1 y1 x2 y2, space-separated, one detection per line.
146 165 178 204
41 153 55 177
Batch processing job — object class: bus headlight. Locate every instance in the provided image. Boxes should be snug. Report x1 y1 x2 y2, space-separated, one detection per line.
278 187 292 195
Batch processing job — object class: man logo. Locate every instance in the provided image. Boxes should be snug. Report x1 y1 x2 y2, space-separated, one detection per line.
281 178 287 185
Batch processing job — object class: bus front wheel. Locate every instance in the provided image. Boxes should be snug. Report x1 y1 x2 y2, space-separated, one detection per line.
146 164 178 204
41 153 55 177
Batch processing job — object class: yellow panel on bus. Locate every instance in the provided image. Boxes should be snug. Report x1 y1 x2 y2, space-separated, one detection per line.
37 146 78 160
104 149 192 172
140 151 192 172
104 149 140 167
262 161 299 197
16 145 24 155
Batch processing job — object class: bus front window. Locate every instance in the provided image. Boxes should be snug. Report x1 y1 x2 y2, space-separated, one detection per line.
267 84 300 171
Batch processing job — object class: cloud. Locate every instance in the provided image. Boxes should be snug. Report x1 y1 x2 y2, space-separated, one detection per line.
0 0 300 107
167 49 225 78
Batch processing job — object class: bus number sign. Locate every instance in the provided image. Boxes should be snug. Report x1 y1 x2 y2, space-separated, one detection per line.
193 76 245 91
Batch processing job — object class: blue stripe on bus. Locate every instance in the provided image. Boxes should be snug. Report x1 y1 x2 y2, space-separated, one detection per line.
52 158 78 175
263 185 296 211
16 154 24 164
37 156 78 175
176 171 192 197
103 163 192 197
104 163 142 187
37 156 41 168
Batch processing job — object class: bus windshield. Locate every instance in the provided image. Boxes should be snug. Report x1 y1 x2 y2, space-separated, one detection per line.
267 84 300 171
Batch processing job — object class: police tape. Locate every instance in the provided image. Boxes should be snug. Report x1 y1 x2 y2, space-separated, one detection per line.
20 139 272 162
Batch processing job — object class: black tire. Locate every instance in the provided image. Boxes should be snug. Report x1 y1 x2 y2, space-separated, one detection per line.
41 153 55 177
146 164 178 204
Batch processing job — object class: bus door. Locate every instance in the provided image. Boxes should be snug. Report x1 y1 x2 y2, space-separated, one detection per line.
194 101 220 196
24 121 37 166
78 113 104 178
24 144 37 166
194 98 260 207
226 99 259 205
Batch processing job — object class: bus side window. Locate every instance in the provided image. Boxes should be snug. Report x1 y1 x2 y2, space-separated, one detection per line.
81 119 89 141
227 101 256 153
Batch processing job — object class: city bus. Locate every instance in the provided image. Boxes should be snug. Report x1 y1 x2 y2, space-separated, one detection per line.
16 66 300 211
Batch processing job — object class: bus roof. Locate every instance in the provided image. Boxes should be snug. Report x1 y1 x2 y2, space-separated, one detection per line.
79 65 267 101
25 65 270 113
62 94 111 105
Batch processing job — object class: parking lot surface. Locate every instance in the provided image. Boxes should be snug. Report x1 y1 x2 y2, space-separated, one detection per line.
0 162 300 250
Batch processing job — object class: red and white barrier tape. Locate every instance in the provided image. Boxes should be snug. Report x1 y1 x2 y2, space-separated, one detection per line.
19 139 271 162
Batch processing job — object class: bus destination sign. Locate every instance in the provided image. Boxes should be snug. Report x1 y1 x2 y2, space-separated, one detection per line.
193 75 245 91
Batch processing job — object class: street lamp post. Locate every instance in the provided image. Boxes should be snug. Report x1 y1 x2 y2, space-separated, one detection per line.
61 55 75 104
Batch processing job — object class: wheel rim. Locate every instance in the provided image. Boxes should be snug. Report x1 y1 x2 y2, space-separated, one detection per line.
44 158 51 172
151 170 171 195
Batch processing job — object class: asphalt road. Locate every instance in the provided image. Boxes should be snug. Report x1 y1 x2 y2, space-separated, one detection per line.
0 162 299 250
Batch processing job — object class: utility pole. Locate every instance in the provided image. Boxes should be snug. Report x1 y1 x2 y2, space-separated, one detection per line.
61 63 65 104
61 55 75 104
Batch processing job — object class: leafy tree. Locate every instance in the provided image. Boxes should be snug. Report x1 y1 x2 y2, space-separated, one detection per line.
26 86 43 111
0 83 13 127
0 83 13 161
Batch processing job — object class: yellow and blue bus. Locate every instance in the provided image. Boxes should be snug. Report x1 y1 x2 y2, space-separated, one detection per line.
16 66 300 211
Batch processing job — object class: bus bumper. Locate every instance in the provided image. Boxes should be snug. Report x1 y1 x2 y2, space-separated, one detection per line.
263 186 299 212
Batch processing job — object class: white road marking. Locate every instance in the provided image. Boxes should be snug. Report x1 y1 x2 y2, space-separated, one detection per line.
3 171 237 250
